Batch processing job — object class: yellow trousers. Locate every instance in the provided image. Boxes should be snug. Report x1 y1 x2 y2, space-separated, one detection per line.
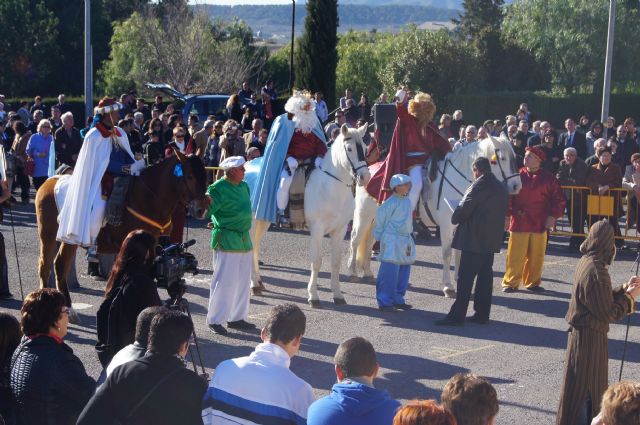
502 231 547 289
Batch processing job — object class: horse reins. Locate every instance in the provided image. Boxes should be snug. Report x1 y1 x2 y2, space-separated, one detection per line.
321 140 368 187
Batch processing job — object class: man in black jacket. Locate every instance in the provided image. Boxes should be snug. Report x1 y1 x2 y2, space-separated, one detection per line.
436 157 509 326
78 310 207 425
54 112 83 167
559 118 588 160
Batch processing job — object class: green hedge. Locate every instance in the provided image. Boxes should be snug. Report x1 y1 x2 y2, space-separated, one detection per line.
442 92 640 129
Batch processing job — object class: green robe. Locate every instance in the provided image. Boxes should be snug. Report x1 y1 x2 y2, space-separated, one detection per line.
206 178 253 252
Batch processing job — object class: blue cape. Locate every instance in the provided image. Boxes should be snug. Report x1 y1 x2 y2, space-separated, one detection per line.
249 113 326 222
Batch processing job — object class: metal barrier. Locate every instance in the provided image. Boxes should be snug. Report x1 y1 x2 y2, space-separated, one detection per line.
552 185 640 241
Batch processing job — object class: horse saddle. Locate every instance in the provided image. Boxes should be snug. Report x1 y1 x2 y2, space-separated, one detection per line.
289 161 315 231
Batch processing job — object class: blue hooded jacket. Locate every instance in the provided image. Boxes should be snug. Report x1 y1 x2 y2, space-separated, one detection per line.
307 381 401 425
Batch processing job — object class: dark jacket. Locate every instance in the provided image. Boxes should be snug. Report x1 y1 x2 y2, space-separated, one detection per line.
10 335 95 425
559 131 587 159
307 381 401 425
54 126 83 167
77 353 207 425
451 173 508 253
556 158 589 187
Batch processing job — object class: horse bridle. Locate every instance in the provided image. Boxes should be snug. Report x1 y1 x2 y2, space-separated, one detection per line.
321 139 368 186
493 148 520 184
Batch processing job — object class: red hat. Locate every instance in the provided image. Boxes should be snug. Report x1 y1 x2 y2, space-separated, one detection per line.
526 146 546 162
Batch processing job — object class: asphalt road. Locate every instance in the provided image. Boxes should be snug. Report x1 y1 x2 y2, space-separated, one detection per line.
1 201 639 424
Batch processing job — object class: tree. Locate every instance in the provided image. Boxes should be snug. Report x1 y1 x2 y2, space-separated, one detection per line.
295 0 339 108
502 0 640 94
0 0 59 96
262 45 292 92
379 27 481 108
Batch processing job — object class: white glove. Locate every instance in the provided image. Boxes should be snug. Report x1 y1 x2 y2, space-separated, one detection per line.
286 156 298 172
314 156 323 168
395 89 407 103
130 159 146 176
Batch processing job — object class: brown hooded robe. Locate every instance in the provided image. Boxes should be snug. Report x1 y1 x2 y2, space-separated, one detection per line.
556 220 635 425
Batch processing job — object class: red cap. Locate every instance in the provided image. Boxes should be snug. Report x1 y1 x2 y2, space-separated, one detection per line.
526 146 546 162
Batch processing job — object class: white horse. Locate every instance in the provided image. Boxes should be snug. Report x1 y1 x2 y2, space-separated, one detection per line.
252 124 371 307
348 136 522 296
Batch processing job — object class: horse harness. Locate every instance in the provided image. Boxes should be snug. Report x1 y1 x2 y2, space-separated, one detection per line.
320 141 367 187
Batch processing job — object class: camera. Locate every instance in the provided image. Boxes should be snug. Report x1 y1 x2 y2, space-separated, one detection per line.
154 235 198 300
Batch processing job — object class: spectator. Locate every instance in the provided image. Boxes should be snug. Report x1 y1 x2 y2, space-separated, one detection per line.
1 117 14 150
119 118 143 155
27 110 43 134
340 88 356 110
608 138 626 170
202 304 314 424
11 121 31 204
625 117 638 145
152 95 165 112
54 112 82 167
377 93 388 104
592 381 640 425
623 153 640 231
55 94 70 114
585 138 608 167
105 306 166 378
324 110 347 138
557 147 589 251
439 114 453 140
328 127 341 148
559 118 587 159
217 120 245 177
165 103 176 116
166 126 194 157
507 124 525 168
187 114 200 137
193 119 214 159
238 80 254 102
25 119 53 189
79 310 207 425
586 147 623 246
205 121 224 173
613 124 637 166
436 157 508 326
246 92 262 118
49 105 62 133
0 313 20 424
307 337 401 425
578 115 591 134
143 117 164 146
519 102 533 124
358 94 372 123
531 120 541 135
95 230 162 368
518 119 534 138
537 129 562 174
315 91 329 123
586 121 604 157
441 373 499 425
344 98 360 127
451 110 464 138
374 174 415 312
16 101 29 125
142 131 164 166
204 156 255 335
606 116 617 138
502 146 565 293
135 98 151 122
241 105 255 131
133 111 145 132
527 121 551 147
246 146 261 160
0 103 6 126
393 400 457 425
226 94 243 123
501 115 516 136
11 288 95 425
453 125 478 151
261 91 274 129
261 79 278 102
243 119 263 152
29 96 46 117
556 221 640 425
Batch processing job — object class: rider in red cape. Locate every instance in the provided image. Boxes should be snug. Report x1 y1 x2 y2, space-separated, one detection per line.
366 91 451 208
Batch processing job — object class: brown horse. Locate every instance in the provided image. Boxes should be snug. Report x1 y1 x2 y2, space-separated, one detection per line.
36 150 208 320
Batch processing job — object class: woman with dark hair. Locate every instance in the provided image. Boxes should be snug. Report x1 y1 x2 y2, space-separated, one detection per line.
226 94 243 123
578 115 591 134
586 121 604 157
0 313 21 425
95 230 161 367
11 121 31 204
393 400 457 425
144 117 164 145
10 288 95 425
538 129 562 174
358 94 372 123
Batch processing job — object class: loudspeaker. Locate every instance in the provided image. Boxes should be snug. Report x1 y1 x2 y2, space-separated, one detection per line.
372 103 397 151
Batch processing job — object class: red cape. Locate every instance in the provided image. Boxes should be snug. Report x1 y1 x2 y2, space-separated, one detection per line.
366 103 451 203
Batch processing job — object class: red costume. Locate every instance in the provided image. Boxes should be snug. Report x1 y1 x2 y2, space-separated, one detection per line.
287 130 327 160
366 102 451 203
509 168 566 233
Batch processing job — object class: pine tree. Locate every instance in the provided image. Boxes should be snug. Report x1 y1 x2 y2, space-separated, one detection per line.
295 0 339 109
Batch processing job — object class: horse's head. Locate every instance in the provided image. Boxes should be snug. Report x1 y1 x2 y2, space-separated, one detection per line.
481 136 522 194
172 148 209 219
334 124 371 186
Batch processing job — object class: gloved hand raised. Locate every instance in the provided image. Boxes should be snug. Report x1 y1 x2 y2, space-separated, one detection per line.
129 159 146 176
286 156 298 173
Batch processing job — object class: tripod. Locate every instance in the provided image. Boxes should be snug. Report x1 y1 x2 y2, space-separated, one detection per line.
619 244 639 381
166 280 207 380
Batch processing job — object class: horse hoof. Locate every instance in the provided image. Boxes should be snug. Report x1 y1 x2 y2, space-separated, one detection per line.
309 300 322 309
251 287 263 296
68 308 80 324
333 297 347 306
443 288 457 299
257 280 266 290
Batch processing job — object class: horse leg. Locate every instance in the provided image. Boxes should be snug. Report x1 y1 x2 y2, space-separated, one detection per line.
330 227 347 304
439 222 456 298
307 225 324 308
360 220 376 281
347 218 363 281
38 225 58 290
54 243 80 323
250 219 269 294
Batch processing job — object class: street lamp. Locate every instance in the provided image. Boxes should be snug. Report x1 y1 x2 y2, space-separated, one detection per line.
288 0 295 92
601 0 615 123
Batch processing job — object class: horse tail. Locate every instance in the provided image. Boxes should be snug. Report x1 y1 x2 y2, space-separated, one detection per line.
355 220 373 272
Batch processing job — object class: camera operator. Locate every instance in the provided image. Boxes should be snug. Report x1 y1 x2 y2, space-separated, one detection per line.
95 229 161 368
557 219 640 425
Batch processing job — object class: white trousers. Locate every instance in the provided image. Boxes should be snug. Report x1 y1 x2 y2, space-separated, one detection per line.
89 190 106 245
276 167 293 211
408 165 423 211
207 250 253 325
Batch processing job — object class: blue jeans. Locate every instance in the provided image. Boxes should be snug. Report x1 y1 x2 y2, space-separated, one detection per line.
376 261 411 307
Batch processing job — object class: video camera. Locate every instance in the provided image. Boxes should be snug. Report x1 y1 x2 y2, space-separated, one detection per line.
154 235 198 300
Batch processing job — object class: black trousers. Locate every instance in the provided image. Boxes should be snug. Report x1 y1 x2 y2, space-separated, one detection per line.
447 251 494 321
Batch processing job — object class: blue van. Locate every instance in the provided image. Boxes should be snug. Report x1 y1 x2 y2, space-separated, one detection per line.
145 83 230 123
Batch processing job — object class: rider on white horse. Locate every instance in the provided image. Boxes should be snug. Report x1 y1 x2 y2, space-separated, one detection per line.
251 92 327 225
366 90 451 209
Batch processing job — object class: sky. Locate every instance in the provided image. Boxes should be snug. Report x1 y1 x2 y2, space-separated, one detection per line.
190 1 298 4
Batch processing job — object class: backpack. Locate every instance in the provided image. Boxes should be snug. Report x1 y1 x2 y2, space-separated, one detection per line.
95 282 129 368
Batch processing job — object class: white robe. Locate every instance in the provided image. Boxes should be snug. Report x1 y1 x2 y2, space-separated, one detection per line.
56 126 135 247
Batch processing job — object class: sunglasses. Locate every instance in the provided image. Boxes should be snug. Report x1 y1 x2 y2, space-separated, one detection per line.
176 134 185 138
